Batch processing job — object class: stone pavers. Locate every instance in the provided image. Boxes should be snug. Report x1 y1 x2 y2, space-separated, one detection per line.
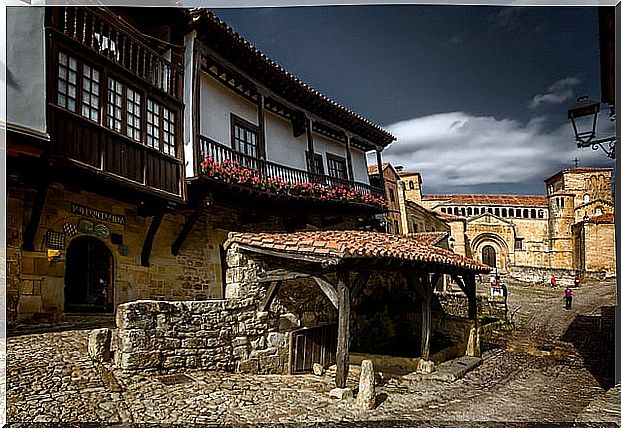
578 382 621 425
7 280 618 424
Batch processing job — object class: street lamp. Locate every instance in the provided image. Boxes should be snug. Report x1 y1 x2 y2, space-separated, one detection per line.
567 96 616 159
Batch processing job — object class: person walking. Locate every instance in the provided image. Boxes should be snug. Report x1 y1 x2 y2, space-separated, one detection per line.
574 273 581 288
551 275 557 289
564 287 573 310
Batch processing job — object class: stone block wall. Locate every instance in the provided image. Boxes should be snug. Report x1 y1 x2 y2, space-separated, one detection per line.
435 292 505 321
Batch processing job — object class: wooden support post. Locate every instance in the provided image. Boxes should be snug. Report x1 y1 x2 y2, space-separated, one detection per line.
23 180 49 251
259 280 283 312
345 134 354 180
420 273 432 360
335 270 351 388
258 92 266 159
141 211 164 267
376 149 385 193
171 207 202 256
306 118 316 175
464 273 478 321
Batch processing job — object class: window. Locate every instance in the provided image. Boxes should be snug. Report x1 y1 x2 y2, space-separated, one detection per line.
146 100 161 150
81 64 100 122
306 152 324 175
231 115 259 158
162 106 176 156
509 208 514 217
58 52 78 112
502 208 507 217
107 78 123 132
409 181 415 190
515 238 523 250
327 154 348 180
531 209 537 218
538 210 545 219
126 88 142 142
494 208 500 216
441 207 446 213
583 193 590 203
389 189 395 202
467 207 472 216
596 207 603 216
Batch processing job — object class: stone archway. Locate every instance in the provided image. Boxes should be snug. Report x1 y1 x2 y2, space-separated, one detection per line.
471 233 510 271
65 236 114 313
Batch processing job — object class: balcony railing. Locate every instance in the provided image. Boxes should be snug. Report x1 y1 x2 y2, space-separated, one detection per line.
51 7 183 101
198 136 385 200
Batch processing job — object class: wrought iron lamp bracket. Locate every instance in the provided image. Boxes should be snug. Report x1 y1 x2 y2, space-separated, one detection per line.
576 136 617 159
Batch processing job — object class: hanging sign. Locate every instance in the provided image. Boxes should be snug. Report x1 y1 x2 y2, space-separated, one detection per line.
71 203 126 225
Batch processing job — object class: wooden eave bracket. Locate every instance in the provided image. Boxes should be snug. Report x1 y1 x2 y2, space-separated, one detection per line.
141 211 165 267
22 179 49 252
171 205 203 256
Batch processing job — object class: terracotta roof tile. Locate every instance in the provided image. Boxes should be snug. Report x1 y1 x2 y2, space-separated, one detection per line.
422 194 548 207
588 213 614 224
225 230 490 273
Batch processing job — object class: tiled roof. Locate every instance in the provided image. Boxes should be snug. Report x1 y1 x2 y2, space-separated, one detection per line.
423 194 548 207
587 213 614 224
193 10 395 146
225 231 490 273
409 232 450 246
367 163 390 175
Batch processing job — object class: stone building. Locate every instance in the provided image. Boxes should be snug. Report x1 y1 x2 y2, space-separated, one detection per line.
368 164 450 237
398 167 615 283
7 7 394 324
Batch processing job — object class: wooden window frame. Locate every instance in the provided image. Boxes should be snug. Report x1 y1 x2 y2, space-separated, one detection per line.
326 153 348 180
230 113 261 158
306 152 325 175
57 51 101 123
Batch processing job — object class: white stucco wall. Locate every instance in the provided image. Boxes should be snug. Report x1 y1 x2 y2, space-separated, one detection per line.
264 111 307 170
199 72 258 148
7 7 47 136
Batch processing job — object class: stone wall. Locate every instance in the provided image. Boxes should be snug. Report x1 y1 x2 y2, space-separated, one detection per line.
583 222 616 277
435 292 506 320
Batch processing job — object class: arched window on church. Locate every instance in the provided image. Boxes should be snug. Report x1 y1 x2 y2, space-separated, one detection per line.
474 207 480 215
583 193 590 203
494 208 500 216
531 208 537 218
441 207 446 213
538 210 544 219
467 207 473 216
409 181 415 190
596 207 603 216
509 208 514 217
487 207 493 214
501 208 507 217
516 209 522 218
447 207 453 215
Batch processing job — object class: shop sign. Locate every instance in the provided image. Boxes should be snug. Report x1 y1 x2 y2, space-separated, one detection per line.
71 203 126 225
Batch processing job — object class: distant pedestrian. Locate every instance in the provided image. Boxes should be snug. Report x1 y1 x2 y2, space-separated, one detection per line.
489 275 497 296
574 274 581 288
564 287 573 310
551 276 557 289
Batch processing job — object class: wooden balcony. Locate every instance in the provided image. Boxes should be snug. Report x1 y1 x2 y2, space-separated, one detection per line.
50 105 182 198
196 136 386 209
48 7 183 101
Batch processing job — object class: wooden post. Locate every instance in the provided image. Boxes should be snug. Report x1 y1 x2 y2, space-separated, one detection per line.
306 117 316 175
465 273 478 321
335 270 351 388
345 134 354 180
23 179 49 252
141 211 164 267
258 92 266 159
376 149 385 193
420 273 432 360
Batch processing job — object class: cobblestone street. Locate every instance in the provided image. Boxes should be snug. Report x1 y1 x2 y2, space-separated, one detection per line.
7 279 618 424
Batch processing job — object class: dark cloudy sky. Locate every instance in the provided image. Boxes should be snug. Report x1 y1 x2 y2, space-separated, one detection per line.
209 5 615 195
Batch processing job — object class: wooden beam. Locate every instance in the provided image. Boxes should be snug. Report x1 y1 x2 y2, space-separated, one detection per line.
141 211 164 267
258 280 283 312
376 149 385 195
258 92 266 159
335 270 351 388
22 179 49 252
464 273 478 321
351 271 371 299
313 276 339 309
171 207 202 256
420 273 432 360
431 272 443 290
257 270 311 283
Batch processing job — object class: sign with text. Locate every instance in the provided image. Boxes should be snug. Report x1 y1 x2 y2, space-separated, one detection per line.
71 203 126 225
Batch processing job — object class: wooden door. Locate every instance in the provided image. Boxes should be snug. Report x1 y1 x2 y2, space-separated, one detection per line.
290 323 337 374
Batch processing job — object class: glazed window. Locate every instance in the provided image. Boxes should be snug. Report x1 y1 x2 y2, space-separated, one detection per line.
515 238 523 250
146 100 161 150
327 154 348 180
162 107 176 156
81 64 100 122
126 88 142 142
306 152 325 175
106 78 123 132
231 115 259 158
57 52 78 112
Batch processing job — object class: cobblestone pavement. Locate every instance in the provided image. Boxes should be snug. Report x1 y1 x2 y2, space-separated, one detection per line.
7 280 618 424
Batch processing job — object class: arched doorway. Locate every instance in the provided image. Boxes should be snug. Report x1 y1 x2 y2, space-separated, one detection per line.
482 245 497 268
65 236 113 313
